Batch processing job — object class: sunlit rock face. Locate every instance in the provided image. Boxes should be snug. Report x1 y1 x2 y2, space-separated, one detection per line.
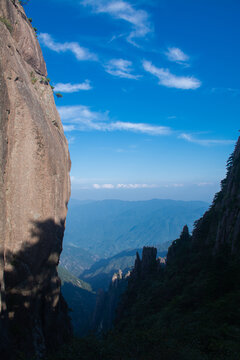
0 0 71 357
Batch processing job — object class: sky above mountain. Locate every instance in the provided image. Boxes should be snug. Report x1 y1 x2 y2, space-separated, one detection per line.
25 0 239 201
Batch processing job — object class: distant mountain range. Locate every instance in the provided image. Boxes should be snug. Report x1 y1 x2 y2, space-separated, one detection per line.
63 198 209 258
60 245 98 276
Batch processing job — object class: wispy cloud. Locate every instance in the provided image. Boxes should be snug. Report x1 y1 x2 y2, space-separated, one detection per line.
58 105 109 131
179 133 235 146
110 121 170 135
63 124 76 132
81 0 152 45
163 183 184 188
66 135 75 144
196 182 213 187
93 183 115 189
54 80 92 93
58 105 171 135
104 59 140 79
38 33 97 61
165 47 189 63
93 183 157 189
59 104 108 120
143 60 201 90
59 106 234 147
211 87 240 96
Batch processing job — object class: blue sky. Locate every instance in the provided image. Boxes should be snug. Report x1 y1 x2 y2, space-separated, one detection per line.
25 0 239 201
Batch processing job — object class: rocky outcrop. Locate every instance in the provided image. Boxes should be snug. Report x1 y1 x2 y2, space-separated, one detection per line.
0 0 71 358
91 270 128 333
130 246 158 281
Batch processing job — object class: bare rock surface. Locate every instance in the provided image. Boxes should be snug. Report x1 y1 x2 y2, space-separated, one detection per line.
0 0 71 358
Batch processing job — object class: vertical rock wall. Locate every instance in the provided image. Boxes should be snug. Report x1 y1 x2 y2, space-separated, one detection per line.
0 0 72 357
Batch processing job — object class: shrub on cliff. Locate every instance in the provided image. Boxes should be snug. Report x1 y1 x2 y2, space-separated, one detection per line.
0 17 13 33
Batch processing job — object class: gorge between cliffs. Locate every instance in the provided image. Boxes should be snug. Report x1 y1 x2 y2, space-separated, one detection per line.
1 1 240 360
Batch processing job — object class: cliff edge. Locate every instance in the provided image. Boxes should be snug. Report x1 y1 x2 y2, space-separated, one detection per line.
0 0 72 358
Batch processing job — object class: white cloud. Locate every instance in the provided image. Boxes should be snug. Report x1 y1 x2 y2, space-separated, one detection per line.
211 87 240 96
60 107 234 147
66 135 75 144
71 176 107 185
93 183 156 189
81 0 152 45
54 80 92 93
58 105 171 135
165 47 189 63
163 183 184 188
63 125 76 132
179 133 235 146
110 121 171 135
143 60 201 90
93 184 115 189
116 183 156 189
197 182 213 187
38 33 97 61
105 59 140 79
58 105 108 122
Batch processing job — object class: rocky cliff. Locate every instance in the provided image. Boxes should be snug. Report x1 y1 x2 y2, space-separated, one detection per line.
0 0 71 358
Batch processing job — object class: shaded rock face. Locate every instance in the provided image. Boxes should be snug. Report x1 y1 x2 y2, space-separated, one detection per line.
193 137 240 254
0 0 71 358
91 271 128 334
131 246 158 280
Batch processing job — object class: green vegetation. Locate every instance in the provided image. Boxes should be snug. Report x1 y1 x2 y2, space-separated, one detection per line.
101 231 240 359
30 71 37 85
19 0 30 5
58 266 96 336
58 266 92 292
48 232 240 359
60 244 97 277
55 92 63 98
0 17 13 33
40 77 51 86
46 337 101 360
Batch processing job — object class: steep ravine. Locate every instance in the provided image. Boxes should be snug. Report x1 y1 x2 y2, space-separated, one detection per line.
0 0 71 358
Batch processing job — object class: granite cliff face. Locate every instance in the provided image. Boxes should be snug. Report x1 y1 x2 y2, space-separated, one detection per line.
0 0 71 357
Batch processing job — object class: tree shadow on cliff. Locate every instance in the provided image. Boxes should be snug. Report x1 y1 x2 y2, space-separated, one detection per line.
1 218 72 360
